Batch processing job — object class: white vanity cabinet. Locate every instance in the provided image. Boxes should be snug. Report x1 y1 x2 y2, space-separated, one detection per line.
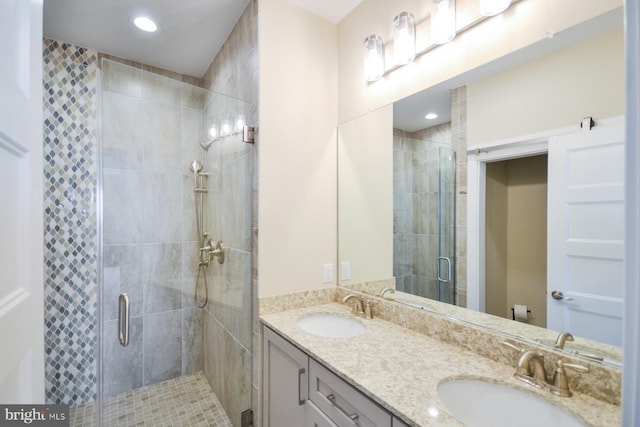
263 327 309 427
263 325 409 427
309 359 392 426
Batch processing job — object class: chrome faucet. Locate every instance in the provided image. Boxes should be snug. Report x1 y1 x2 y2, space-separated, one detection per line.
554 331 574 349
342 294 365 317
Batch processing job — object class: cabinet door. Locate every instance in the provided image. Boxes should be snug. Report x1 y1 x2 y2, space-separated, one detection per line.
309 359 392 427
263 326 309 427
308 401 339 427
392 417 410 427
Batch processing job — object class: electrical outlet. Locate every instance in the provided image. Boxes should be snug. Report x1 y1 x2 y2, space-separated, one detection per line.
341 262 351 281
323 263 333 283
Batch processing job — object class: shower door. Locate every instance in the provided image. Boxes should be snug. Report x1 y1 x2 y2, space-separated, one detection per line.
98 59 253 427
437 147 456 305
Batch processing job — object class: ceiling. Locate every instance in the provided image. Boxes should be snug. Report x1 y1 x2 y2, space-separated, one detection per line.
43 0 362 79
43 1 621 132
43 0 251 78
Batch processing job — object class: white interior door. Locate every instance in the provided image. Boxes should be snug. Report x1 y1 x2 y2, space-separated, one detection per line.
0 0 45 403
547 125 624 346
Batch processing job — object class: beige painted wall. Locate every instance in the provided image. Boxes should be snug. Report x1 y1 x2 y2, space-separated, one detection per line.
485 162 508 319
338 105 393 284
467 27 624 147
258 0 338 297
485 156 547 328
337 0 621 124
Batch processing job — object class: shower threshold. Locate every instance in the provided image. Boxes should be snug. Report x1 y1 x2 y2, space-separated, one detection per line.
69 371 232 427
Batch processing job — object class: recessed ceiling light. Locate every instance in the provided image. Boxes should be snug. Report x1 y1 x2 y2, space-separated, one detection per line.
425 113 438 120
133 16 158 32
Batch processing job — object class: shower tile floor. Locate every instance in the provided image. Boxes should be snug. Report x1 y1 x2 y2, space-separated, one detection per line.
69 372 233 427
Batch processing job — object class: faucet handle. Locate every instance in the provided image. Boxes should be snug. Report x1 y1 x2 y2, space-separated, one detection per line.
364 299 377 319
552 359 590 397
501 340 524 353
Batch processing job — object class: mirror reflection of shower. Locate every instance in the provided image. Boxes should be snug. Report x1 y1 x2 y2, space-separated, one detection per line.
190 159 225 308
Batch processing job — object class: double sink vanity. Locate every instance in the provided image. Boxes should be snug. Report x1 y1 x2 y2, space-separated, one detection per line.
261 288 621 426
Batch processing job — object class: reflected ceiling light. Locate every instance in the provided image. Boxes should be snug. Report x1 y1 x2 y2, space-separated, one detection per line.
132 16 158 32
364 35 385 82
479 0 511 17
425 113 438 120
394 12 416 65
431 0 456 45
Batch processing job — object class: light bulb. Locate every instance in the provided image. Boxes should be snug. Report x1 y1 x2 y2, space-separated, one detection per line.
431 0 456 45
364 35 385 82
394 12 416 65
132 16 158 32
479 0 511 17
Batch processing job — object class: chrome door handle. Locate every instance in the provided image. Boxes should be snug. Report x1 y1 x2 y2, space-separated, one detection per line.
551 290 574 301
118 293 130 347
326 394 359 423
437 256 452 283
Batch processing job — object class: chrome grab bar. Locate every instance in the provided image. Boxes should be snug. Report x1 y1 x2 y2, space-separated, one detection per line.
118 293 130 347
326 394 359 422
437 256 452 283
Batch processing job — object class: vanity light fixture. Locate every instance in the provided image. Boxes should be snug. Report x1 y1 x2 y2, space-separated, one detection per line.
132 16 159 32
431 0 456 45
425 113 438 120
479 0 511 17
394 12 416 65
364 35 385 82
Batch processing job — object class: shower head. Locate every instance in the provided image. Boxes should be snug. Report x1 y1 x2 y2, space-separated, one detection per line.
190 160 203 173
200 139 215 151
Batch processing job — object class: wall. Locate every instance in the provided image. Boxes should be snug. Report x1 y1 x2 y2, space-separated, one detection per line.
337 0 622 124
258 0 338 298
201 1 258 425
42 39 99 405
485 161 508 318
338 105 393 285
485 156 547 328
467 27 624 147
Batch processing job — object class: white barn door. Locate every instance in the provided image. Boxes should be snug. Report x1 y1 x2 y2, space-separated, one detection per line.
0 0 45 403
547 125 624 346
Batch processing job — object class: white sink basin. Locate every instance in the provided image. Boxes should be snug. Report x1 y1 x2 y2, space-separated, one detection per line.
437 379 586 427
297 313 366 338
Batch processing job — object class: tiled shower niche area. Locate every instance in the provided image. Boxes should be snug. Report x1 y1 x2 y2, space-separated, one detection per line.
101 60 253 426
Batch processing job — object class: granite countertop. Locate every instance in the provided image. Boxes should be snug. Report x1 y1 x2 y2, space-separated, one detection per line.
261 302 621 427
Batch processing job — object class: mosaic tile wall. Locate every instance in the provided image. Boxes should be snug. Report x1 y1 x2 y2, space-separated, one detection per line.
42 39 99 405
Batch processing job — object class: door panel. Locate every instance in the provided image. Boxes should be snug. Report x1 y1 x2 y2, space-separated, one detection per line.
0 0 44 403
547 126 624 346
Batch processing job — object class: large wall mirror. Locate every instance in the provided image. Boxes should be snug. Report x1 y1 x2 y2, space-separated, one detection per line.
338 8 624 366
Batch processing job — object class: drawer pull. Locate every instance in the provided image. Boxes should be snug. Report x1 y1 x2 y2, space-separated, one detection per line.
326 393 359 422
298 368 306 405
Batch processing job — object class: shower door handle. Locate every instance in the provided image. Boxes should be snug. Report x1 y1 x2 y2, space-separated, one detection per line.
437 256 452 283
118 293 130 347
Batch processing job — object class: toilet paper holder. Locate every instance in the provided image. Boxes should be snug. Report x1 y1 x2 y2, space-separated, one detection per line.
511 306 531 320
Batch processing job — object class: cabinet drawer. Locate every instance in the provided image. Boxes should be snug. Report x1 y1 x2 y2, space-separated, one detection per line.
309 359 391 427
307 401 339 427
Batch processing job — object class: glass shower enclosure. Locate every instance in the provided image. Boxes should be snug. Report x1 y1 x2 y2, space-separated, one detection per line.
98 59 253 426
393 134 456 305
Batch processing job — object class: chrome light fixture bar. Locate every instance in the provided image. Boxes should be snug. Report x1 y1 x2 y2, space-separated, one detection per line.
364 0 520 82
